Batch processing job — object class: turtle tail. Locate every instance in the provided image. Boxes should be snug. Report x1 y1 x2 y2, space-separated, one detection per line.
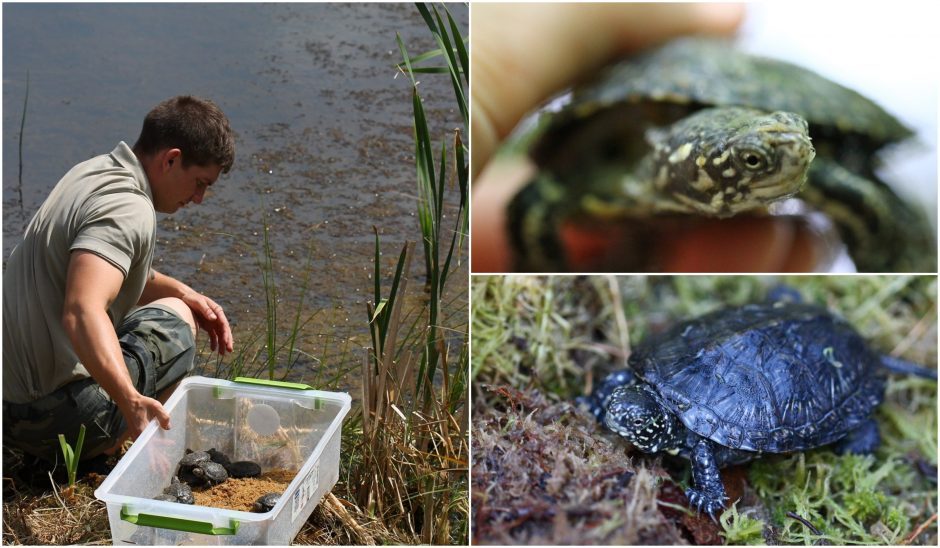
879 355 938 381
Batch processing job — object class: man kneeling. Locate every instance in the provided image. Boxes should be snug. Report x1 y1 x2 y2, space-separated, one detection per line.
3 96 236 463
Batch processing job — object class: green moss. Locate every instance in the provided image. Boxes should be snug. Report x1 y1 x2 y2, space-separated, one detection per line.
719 503 767 545
748 451 924 544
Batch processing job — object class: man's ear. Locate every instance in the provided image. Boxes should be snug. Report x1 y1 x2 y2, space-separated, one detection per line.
162 148 182 172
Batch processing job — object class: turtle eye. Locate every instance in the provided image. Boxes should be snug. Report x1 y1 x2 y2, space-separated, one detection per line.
632 418 644 427
738 149 768 171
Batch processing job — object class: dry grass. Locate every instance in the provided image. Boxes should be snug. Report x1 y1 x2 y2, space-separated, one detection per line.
2 467 110 546
350 240 469 544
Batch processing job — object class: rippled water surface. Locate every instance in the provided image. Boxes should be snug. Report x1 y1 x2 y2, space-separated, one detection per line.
3 3 469 385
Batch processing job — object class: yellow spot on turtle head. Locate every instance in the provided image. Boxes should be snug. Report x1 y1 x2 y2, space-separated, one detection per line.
695 155 707 167
712 150 731 166
668 143 693 164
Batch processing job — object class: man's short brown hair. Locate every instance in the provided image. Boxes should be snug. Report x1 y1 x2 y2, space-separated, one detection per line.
133 95 235 173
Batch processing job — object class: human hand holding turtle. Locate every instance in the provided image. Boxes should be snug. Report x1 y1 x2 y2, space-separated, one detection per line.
471 3 907 273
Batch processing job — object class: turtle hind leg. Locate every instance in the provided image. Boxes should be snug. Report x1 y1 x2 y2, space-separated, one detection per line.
686 439 729 518
834 418 880 455
879 355 938 380
507 174 569 272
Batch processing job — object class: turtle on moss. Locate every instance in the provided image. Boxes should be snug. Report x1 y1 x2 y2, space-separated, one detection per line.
584 299 936 516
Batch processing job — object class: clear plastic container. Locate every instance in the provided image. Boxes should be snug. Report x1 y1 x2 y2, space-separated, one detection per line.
94 376 351 545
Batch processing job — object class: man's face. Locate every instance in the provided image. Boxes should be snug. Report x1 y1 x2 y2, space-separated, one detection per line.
152 149 223 213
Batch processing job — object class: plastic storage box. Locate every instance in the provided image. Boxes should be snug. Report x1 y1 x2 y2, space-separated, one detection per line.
95 376 351 545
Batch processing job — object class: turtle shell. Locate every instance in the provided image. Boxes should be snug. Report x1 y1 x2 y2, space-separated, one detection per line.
629 302 885 453
535 37 910 164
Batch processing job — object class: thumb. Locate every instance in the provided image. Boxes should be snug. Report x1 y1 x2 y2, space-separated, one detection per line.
471 3 744 175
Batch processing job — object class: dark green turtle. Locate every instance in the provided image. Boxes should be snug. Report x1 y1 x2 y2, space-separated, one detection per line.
206 448 232 468
226 460 262 479
192 461 229 485
509 37 934 272
584 299 936 517
252 492 281 513
153 476 194 504
177 450 212 485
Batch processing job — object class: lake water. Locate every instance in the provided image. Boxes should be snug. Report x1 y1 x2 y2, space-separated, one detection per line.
2 3 469 386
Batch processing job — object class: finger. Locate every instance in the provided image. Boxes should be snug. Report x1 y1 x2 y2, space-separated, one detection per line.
202 300 219 321
659 217 822 272
471 158 536 272
208 327 219 353
213 307 234 354
471 3 744 175
152 401 171 430
558 216 826 272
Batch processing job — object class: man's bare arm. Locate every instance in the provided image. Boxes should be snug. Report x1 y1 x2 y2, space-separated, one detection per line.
63 250 170 439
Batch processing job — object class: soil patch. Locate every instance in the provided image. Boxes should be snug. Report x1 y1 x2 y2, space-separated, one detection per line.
190 469 295 512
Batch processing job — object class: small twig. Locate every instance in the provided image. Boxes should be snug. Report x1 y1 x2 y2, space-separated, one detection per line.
606 276 630 359
902 512 937 545
46 472 77 522
786 511 830 545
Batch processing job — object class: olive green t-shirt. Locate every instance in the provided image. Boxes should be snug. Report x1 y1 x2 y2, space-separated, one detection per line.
2 142 156 404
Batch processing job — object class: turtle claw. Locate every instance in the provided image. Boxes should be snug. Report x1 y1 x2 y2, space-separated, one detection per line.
685 487 727 519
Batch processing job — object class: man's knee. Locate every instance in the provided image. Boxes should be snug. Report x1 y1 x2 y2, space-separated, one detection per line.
145 297 196 339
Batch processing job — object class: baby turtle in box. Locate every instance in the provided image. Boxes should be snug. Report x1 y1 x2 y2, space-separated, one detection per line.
252 492 281 513
509 37 933 272
153 476 194 504
206 448 231 467
226 460 262 478
192 461 228 485
585 300 935 517
177 450 211 485
206 447 262 478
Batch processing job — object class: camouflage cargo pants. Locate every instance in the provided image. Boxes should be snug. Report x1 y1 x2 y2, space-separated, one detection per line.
2 304 196 462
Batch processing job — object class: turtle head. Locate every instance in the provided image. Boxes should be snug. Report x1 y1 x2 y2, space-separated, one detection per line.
603 384 679 453
649 106 815 217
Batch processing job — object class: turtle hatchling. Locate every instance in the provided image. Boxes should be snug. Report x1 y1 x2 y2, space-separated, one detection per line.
226 460 262 479
584 300 935 516
509 37 933 272
192 461 229 485
252 492 281 513
154 476 195 505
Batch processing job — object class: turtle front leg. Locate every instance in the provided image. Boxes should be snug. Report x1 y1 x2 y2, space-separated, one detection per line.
507 174 569 272
686 438 728 517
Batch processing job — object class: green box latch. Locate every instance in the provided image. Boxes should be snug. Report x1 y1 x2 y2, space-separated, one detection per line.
121 506 240 535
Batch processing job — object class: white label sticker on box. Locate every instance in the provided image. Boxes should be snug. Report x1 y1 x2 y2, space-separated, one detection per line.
291 460 320 522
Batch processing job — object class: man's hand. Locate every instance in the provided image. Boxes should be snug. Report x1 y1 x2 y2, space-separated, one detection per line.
180 290 234 355
141 269 235 355
118 390 171 440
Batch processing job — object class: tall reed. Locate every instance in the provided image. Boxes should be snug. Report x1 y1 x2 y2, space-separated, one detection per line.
350 3 468 543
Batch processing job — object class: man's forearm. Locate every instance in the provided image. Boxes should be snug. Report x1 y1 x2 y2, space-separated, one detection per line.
62 301 141 412
138 269 195 305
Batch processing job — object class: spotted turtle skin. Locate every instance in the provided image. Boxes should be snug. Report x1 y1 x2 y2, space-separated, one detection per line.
178 450 211 469
192 461 229 485
154 476 194 504
509 37 934 272
253 492 281 513
590 301 886 516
